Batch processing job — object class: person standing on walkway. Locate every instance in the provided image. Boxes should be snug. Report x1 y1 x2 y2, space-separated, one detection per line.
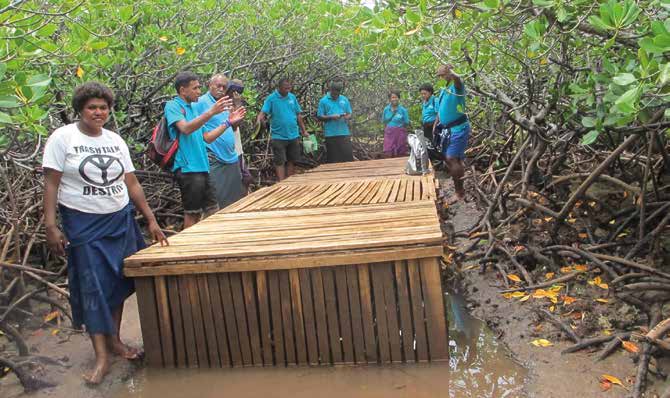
382 90 410 157
164 71 246 228
434 64 470 202
227 78 253 193
196 74 245 209
43 82 168 385
419 83 438 143
317 80 353 163
256 78 308 181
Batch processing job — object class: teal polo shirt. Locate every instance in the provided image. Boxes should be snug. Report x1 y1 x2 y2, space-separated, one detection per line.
196 92 238 164
260 90 302 140
382 104 409 127
317 93 352 137
421 95 438 124
438 83 467 126
165 96 209 173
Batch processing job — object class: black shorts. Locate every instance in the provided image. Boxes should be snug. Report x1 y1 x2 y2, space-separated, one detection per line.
325 135 354 163
174 170 218 214
271 138 301 166
422 122 435 143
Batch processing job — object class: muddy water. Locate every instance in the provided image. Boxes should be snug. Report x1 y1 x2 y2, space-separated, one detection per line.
114 292 526 398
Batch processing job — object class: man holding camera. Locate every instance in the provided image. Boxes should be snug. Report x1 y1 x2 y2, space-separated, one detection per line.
317 80 353 163
434 64 470 203
195 74 246 209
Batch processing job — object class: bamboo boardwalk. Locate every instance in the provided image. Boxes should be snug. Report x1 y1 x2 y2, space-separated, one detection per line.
125 158 448 368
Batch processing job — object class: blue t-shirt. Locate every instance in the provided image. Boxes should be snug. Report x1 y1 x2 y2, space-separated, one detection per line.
317 93 352 137
195 92 238 164
382 104 409 128
421 95 438 124
260 90 302 140
165 96 209 173
438 83 467 126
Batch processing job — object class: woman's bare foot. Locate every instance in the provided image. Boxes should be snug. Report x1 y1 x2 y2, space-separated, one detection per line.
109 339 142 360
83 358 109 385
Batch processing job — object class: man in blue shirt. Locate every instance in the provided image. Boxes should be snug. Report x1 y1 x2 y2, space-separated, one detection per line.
195 74 245 209
435 64 470 203
419 83 438 142
317 80 353 163
256 78 308 181
165 71 246 228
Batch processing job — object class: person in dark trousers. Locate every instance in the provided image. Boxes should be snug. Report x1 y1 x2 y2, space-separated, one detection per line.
434 64 471 203
256 78 308 181
419 83 438 143
317 80 354 163
43 82 168 384
195 74 245 209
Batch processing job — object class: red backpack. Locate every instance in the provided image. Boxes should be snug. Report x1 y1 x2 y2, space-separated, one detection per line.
146 107 185 171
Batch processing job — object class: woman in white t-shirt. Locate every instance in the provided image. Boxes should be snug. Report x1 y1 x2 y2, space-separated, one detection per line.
42 82 168 384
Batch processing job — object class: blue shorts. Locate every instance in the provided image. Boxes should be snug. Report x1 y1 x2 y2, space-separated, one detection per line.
441 122 470 159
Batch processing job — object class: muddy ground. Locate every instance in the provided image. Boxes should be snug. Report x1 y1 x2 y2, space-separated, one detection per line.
2 175 667 398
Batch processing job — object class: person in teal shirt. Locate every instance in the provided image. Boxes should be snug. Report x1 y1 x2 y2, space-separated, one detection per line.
435 64 471 203
195 74 245 209
256 78 308 181
419 83 438 142
317 80 353 163
165 71 246 228
381 90 410 157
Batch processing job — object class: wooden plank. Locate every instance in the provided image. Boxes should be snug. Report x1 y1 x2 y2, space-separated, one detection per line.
381 263 402 363
407 259 428 361
289 269 308 365
206 274 231 367
370 264 390 363
394 261 415 362
334 267 354 364
218 274 243 366
413 178 421 201
321 268 342 364
420 257 448 361
186 275 210 367
298 268 319 365
255 271 274 366
229 273 253 366
278 271 296 365
125 244 444 277
310 268 330 364
177 275 198 367
166 276 187 368
196 275 221 367
153 276 174 367
345 265 365 364
268 271 286 365
242 272 263 366
135 277 162 367
357 264 377 363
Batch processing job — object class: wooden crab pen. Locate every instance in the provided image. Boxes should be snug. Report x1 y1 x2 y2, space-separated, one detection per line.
124 158 448 368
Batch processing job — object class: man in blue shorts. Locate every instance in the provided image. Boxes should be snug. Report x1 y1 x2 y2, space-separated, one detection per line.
435 64 470 202
256 78 308 181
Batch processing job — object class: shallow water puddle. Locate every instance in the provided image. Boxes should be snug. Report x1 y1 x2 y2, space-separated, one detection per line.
115 291 526 398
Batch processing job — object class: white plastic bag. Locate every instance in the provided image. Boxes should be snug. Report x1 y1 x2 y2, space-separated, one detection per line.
406 129 430 175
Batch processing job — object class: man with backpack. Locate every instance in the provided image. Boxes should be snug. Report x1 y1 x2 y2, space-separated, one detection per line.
165 71 246 228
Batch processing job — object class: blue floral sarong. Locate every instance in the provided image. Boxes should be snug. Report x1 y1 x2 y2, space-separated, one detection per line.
60 203 146 335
